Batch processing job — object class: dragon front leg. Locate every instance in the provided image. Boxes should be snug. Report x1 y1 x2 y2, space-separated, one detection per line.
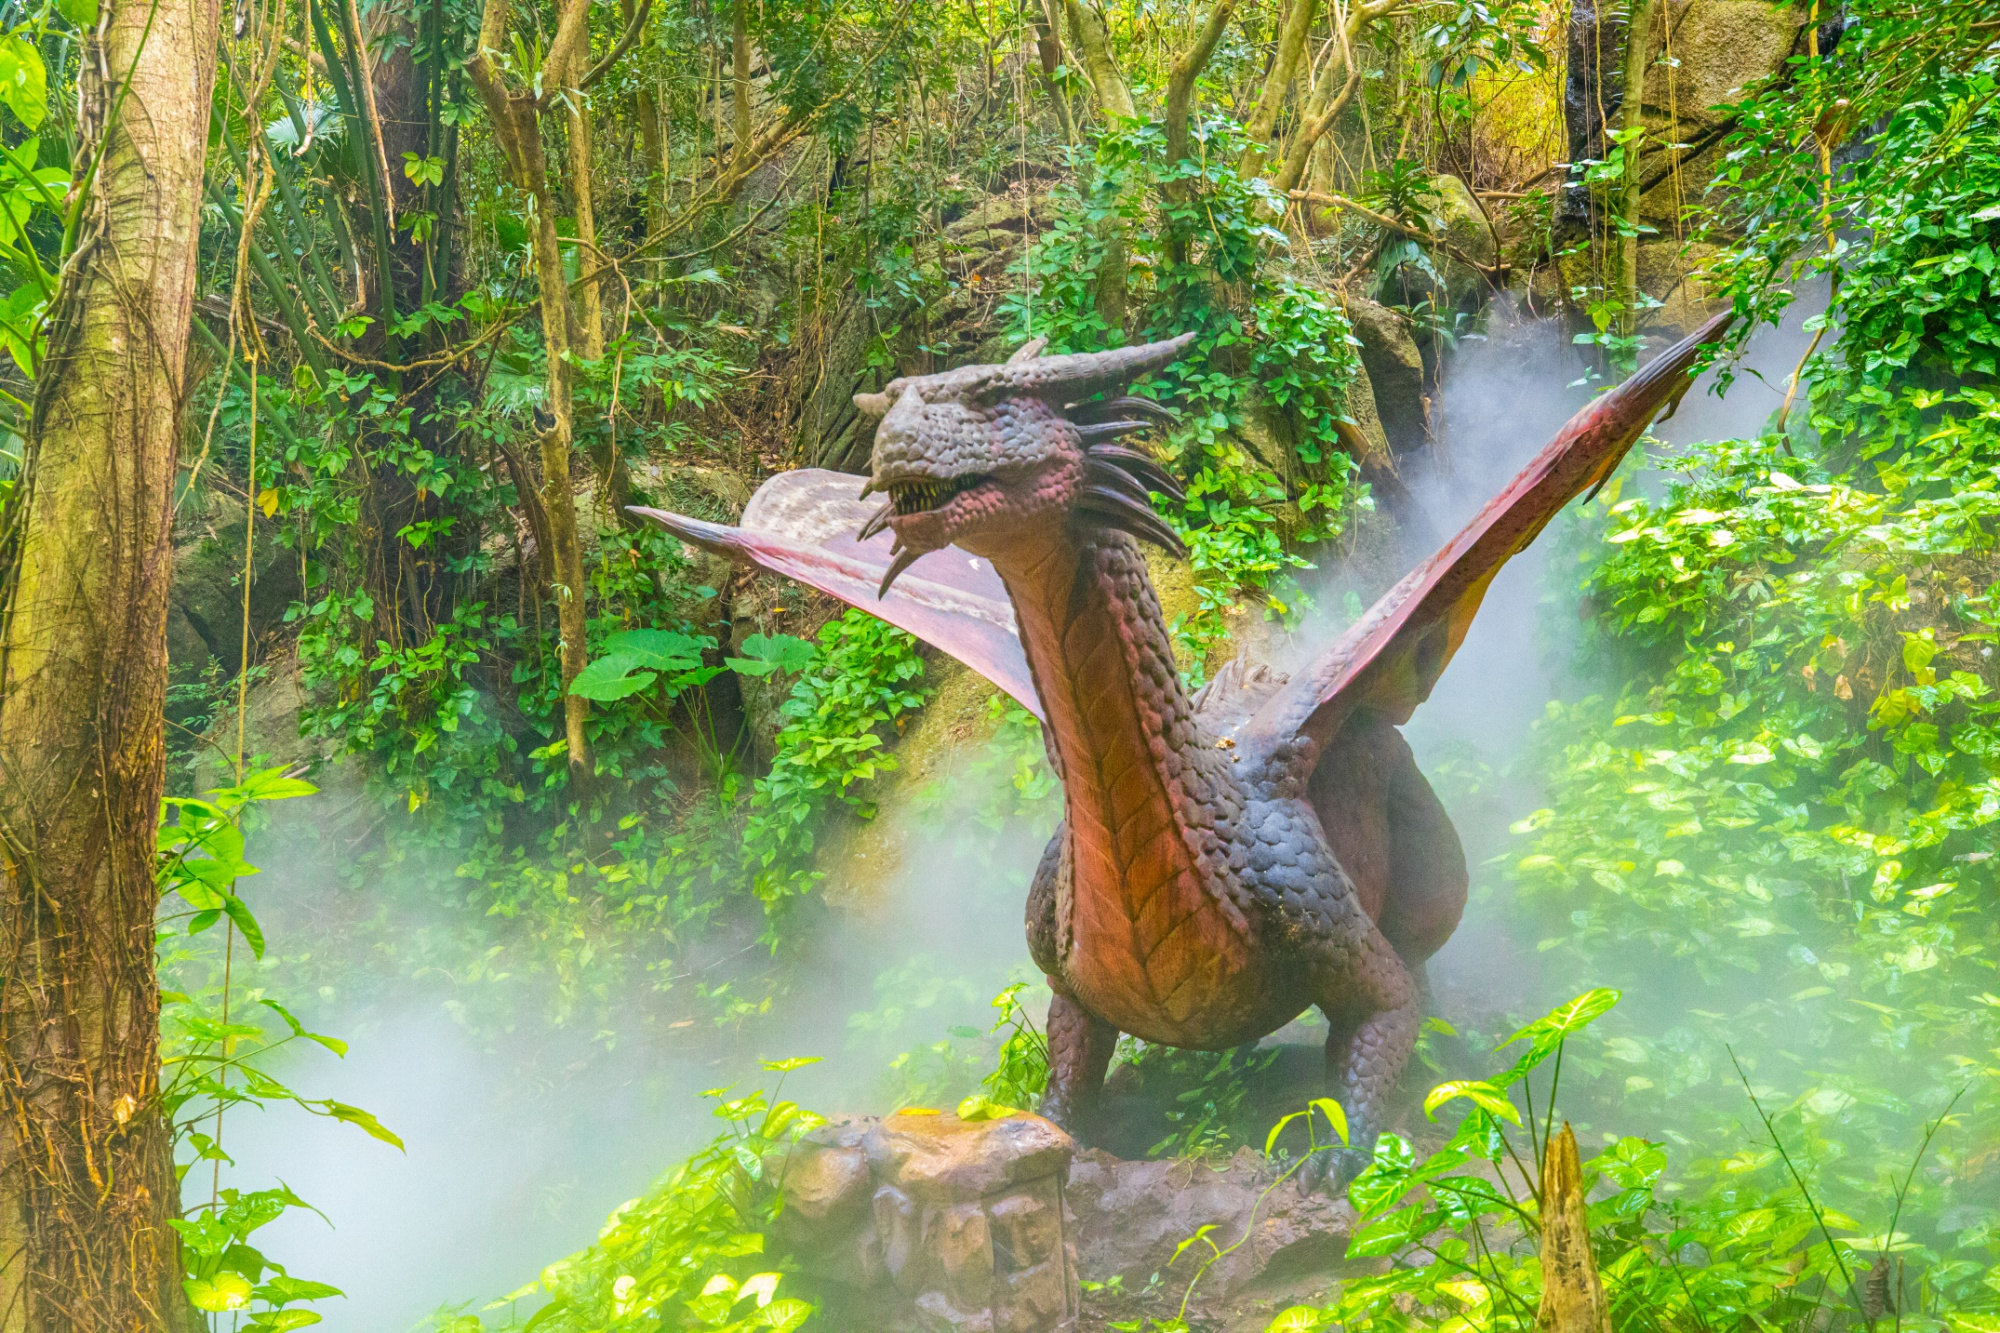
1038 991 1120 1143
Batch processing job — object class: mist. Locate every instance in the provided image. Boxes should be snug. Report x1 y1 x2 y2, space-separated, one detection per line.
218 722 1053 1331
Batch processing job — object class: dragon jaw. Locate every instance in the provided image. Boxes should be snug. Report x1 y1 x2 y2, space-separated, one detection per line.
849 334 1197 594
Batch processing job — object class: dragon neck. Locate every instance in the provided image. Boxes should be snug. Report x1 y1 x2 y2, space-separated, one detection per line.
979 523 1242 977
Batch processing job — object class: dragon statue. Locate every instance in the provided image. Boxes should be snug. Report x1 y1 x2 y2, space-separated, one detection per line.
633 310 1729 1184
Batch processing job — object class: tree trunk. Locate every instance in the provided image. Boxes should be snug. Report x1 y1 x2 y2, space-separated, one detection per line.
731 0 753 167
468 0 596 787
567 95 605 362
1238 0 1316 179
1269 25 1363 196
1030 0 1077 142
1618 0 1656 340
0 0 219 1323
1061 0 1134 119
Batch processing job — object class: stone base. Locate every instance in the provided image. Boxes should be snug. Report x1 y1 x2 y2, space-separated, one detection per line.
772 1111 1079 1333
1066 1148 1355 1302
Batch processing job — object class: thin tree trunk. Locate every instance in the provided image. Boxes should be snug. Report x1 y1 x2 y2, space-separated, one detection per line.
567 95 605 362
0 0 220 1323
1061 0 1134 119
1269 27 1363 195
468 0 595 787
731 0 752 166
1618 0 1656 339
1030 0 1077 142
1238 0 1317 179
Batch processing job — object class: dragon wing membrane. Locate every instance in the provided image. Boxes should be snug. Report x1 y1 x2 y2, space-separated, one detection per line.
1241 307 1735 757
628 469 1043 719
631 311 1730 742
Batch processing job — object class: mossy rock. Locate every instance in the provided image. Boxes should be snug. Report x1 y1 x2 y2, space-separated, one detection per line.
1639 0 1807 136
1343 296 1428 454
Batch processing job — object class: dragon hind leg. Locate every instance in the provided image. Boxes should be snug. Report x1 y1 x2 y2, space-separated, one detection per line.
1302 927 1421 1194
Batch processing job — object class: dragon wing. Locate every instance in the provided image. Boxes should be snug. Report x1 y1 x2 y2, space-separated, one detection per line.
1239 308 1734 757
628 469 1043 719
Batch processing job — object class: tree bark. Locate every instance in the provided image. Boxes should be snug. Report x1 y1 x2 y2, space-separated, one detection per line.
468 0 596 786
1238 0 1317 180
1164 0 1239 183
731 0 753 167
1030 0 1077 142
0 0 220 1323
1618 0 1656 339
1269 22 1363 194
1061 0 1134 119
567 94 605 363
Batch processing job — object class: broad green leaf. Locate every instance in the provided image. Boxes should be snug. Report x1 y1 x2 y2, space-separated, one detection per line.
1500 988 1622 1049
727 632 816 678
1311 1097 1349 1146
1264 1309 1331 1332
186 1272 253 1313
246 1312 322 1332
567 653 655 701
0 36 45 131
1423 1080 1521 1125
55 0 95 26
606 627 709 670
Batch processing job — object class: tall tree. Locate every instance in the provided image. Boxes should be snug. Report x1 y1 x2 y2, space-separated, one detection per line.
0 0 221 1323
467 0 603 785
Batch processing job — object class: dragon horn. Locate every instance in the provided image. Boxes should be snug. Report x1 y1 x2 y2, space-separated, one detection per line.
1006 336 1049 364
997 332 1198 401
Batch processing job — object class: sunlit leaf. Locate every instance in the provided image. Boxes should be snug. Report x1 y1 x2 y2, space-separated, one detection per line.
1423 1080 1520 1124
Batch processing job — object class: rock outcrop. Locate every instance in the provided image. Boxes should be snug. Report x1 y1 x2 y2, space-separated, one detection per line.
771 1107 1358 1331
1066 1147 1353 1301
1344 296 1429 454
773 1110 1079 1332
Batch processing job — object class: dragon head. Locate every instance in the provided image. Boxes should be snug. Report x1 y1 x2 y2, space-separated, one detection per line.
853 333 1197 594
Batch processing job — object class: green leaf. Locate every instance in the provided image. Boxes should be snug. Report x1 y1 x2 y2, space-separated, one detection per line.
222 893 266 959
567 653 656 701
319 1100 404 1150
186 1272 253 1313
55 0 96 27
1501 988 1623 1049
728 633 816 678
0 37 46 131
1264 1308 1332 1332
606 627 709 671
955 1093 1021 1122
1310 1097 1349 1146
1423 1080 1521 1124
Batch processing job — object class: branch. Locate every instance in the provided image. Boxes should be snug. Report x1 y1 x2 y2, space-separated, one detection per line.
579 0 652 92
1165 0 1240 173
1239 0 1318 178
1062 0 1135 119
540 0 595 107
1288 189 1506 277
